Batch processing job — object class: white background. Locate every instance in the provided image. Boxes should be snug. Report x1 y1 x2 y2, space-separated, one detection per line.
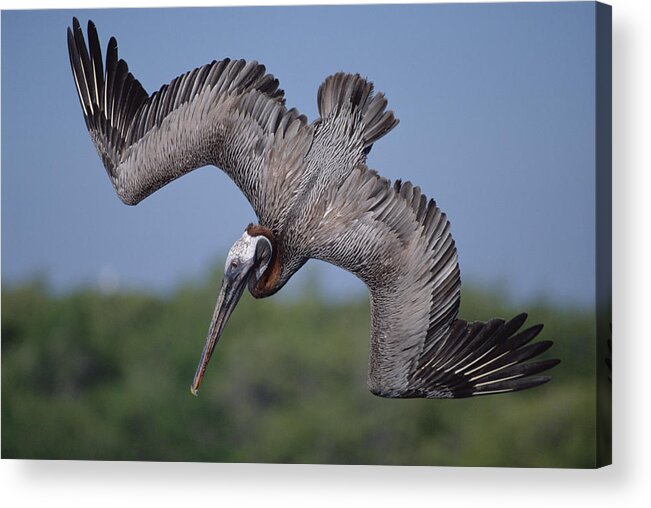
1 0 648 506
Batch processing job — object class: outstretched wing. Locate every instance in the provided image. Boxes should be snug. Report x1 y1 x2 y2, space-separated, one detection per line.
309 164 559 398
67 18 312 230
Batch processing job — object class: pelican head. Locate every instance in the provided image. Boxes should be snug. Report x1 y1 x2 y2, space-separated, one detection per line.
191 228 272 395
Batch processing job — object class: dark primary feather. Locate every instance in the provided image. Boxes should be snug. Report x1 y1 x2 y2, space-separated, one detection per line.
407 314 560 397
68 18 559 399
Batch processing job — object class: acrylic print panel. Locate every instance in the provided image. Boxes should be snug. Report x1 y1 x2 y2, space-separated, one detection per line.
1 2 611 467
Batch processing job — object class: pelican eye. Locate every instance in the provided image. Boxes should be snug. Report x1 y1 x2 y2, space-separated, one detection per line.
230 260 239 269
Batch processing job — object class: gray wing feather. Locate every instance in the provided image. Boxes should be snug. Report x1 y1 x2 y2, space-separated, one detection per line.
282 73 399 251
309 165 559 398
68 18 312 230
305 73 399 191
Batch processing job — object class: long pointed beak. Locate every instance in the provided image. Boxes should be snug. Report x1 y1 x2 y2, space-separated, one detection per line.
191 268 249 396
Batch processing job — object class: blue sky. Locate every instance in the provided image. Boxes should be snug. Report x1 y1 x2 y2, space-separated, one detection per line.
2 3 596 306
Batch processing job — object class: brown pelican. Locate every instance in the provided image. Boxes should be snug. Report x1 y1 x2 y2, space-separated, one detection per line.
67 18 559 398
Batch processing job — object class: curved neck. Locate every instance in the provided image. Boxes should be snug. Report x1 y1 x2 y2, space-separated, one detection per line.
246 224 282 298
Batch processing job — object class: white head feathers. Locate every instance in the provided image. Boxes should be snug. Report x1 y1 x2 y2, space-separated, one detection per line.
225 230 273 282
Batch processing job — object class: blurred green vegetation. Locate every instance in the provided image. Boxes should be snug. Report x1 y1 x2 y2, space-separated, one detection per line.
2 265 598 466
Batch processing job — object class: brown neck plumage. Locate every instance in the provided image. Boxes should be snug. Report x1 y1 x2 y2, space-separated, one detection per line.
246 224 282 298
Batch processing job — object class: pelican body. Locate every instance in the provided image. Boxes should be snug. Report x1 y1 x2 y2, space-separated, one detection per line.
67 18 559 398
